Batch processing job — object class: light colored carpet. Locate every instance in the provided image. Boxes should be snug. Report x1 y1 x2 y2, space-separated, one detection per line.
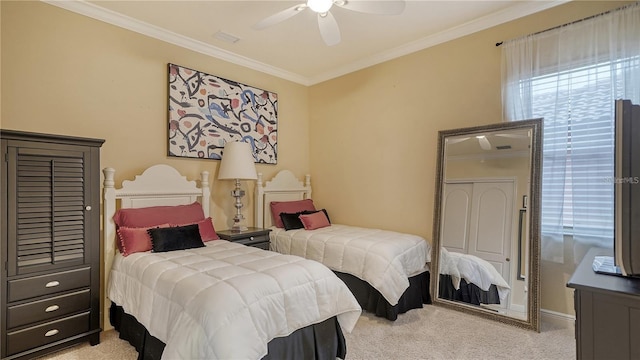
344 306 574 360
38 306 574 360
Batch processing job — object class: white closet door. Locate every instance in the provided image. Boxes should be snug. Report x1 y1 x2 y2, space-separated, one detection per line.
441 183 473 253
467 182 514 284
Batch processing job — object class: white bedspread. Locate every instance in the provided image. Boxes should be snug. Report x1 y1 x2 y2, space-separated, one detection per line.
439 247 511 302
270 224 431 305
108 240 362 360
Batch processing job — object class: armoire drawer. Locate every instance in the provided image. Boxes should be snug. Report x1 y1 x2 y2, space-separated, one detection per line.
6 311 90 356
7 289 91 329
7 267 91 302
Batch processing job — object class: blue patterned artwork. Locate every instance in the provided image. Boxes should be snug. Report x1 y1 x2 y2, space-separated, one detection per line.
168 63 278 164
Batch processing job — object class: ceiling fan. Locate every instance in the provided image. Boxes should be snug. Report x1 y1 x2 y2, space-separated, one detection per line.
252 0 406 46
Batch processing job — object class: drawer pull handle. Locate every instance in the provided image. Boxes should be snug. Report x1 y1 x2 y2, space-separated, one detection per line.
45 305 60 312
45 281 60 288
44 329 59 337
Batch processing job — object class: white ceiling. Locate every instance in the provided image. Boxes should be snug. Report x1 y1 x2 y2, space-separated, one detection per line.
46 0 567 85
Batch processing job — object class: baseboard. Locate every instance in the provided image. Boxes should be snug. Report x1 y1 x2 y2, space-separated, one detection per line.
541 308 575 329
509 303 525 313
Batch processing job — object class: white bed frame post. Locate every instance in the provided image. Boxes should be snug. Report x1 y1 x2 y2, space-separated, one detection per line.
201 171 211 215
102 167 117 331
101 165 210 331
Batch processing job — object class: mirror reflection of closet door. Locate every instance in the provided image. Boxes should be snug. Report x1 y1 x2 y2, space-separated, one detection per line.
441 183 472 253
441 181 514 287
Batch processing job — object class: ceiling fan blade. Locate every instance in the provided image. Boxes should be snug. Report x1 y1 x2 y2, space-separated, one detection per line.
253 4 306 30
317 11 341 46
336 0 406 15
478 136 492 150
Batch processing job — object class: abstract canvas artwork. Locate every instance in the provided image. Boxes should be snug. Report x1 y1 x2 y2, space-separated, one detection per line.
168 63 278 164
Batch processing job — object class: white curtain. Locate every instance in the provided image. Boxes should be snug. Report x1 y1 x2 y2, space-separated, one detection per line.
502 3 640 263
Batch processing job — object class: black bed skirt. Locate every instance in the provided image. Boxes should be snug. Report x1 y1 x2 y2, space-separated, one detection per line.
438 274 500 305
109 303 346 360
334 270 431 321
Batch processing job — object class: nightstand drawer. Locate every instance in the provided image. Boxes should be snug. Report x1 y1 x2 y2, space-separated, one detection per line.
217 228 272 249
234 233 270 246
8 267 91 302
6 311 90 356
7 289 91 329
244 240 270 250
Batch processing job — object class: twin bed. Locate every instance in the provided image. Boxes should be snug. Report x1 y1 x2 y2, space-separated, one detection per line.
102 165 506 359
254 170 432 321
102 165 360 360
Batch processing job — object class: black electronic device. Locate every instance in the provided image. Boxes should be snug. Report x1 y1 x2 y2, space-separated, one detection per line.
610 99 640 277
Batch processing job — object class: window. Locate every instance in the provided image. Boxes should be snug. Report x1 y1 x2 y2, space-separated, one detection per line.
527 59 640 244
501 2 640 262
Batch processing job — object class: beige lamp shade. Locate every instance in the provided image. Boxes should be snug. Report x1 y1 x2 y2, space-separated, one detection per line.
218 142 258 180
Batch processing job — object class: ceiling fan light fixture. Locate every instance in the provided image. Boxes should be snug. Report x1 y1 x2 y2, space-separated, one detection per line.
307 0 333 13
254 0 405 46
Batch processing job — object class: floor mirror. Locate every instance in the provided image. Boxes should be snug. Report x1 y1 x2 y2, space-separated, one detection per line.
430 118 542 331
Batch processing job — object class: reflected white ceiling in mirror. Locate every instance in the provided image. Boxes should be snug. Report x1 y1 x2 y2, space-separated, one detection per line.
445 128 531 158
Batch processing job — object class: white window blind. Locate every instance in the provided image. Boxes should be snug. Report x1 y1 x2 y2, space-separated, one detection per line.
527 59 640 246
501 2 640 262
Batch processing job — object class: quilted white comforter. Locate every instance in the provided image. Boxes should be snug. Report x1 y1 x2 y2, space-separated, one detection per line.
108 240 362 360
270 224 431 305
439 247 511 302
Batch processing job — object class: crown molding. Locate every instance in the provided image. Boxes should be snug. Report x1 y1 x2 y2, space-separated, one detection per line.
308 0 569 84
42 0 568 87
41 0 311 85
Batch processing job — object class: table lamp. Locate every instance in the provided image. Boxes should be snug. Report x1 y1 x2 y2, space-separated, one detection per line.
217 141 257 231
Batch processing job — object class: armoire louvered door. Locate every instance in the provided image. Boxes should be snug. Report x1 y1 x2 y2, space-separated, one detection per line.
7 146 89 275
1 130 103 360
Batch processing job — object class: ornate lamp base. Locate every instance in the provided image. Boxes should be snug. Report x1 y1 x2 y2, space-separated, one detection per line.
230 179 248 232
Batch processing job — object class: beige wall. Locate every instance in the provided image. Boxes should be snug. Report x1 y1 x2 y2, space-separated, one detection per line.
308 1 632 316
2 1 632 317
1 1 311 230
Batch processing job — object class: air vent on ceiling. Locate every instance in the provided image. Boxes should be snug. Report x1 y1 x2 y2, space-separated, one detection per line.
214 31 240 44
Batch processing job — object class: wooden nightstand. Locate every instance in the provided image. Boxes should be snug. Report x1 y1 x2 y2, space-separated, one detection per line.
217 227 271 250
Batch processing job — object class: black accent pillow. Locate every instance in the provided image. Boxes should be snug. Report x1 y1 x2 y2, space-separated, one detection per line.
280 212 305 230
148 224 205 252
279 209 331 231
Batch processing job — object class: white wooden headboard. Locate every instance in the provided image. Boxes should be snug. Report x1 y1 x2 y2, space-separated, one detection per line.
102 164 210 330
255 170 312 228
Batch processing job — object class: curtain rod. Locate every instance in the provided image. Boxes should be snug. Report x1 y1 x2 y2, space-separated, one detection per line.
495 3 632 47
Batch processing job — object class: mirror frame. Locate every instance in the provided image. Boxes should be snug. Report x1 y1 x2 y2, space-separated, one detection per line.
430 118 542 332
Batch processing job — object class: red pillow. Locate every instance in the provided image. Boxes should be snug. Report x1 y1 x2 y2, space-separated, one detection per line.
270 199 316 228
299 211 331 230
118 224 169 256
173 217 219 242
114 202 205 228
